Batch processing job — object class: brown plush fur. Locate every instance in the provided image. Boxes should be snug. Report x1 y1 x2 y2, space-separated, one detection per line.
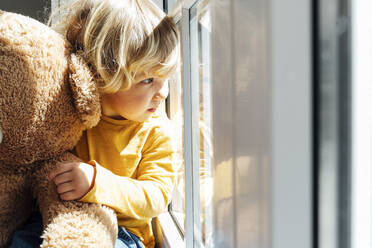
0 11 117 247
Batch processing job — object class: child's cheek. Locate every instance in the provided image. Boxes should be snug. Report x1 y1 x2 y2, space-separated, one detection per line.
135 93 152 105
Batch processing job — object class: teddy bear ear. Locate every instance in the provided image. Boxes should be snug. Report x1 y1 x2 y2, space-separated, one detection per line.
69 53 101 129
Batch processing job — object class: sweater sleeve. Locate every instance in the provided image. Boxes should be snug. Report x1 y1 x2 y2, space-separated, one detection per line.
79 126 176 220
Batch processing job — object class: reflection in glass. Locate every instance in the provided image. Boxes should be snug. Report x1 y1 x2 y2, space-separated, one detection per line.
193 1 213 247
167 1 213 246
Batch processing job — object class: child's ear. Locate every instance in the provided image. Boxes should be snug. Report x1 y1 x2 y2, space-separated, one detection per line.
69 52 101 129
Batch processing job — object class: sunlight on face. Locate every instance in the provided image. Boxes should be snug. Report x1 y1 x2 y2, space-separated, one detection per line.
101 74 169 122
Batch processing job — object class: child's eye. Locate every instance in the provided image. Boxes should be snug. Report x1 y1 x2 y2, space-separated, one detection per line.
141 78 154 84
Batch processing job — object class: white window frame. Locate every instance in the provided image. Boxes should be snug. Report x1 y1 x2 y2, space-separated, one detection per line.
351 1 372 247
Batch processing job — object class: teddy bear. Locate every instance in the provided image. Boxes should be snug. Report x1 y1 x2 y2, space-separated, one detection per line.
0 10 118 247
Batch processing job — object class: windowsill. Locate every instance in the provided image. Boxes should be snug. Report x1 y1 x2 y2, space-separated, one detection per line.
169 211 185 233
153 212 185 248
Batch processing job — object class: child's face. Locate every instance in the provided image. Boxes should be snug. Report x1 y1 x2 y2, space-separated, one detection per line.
101 74 169 122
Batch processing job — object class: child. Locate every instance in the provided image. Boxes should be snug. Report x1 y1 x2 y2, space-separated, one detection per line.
10 0 179 247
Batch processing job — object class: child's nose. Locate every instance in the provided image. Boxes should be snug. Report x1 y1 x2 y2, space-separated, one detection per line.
156 81 169 100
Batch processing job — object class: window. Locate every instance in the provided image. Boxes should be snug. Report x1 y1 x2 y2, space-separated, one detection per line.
166 0 213 247
164 0 178 13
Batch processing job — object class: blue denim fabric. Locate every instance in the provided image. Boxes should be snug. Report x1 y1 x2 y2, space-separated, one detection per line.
10 211 143 248
9 212 43 248
114 227 144 248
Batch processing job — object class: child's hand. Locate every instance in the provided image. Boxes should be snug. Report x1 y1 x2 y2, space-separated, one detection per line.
49 162 95 201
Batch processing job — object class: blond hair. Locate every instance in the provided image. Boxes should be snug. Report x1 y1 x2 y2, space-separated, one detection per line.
50 0 179 94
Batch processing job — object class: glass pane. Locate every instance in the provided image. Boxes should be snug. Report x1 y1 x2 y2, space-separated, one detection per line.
168 45 186 234
167 17 186 233
168 1 213 246
165 0 178 13
190 1 213 246
151 0 163 9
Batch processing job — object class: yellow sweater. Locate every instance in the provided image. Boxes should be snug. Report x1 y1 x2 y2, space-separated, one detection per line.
75 114 176 248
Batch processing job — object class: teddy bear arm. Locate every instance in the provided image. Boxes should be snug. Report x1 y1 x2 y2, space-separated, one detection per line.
0 168 34 248
32 153 118 248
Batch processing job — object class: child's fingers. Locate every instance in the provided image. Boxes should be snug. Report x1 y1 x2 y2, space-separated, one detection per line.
53 171 73 186
56 181 75 194
60 191 79 201
49 163 74 181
